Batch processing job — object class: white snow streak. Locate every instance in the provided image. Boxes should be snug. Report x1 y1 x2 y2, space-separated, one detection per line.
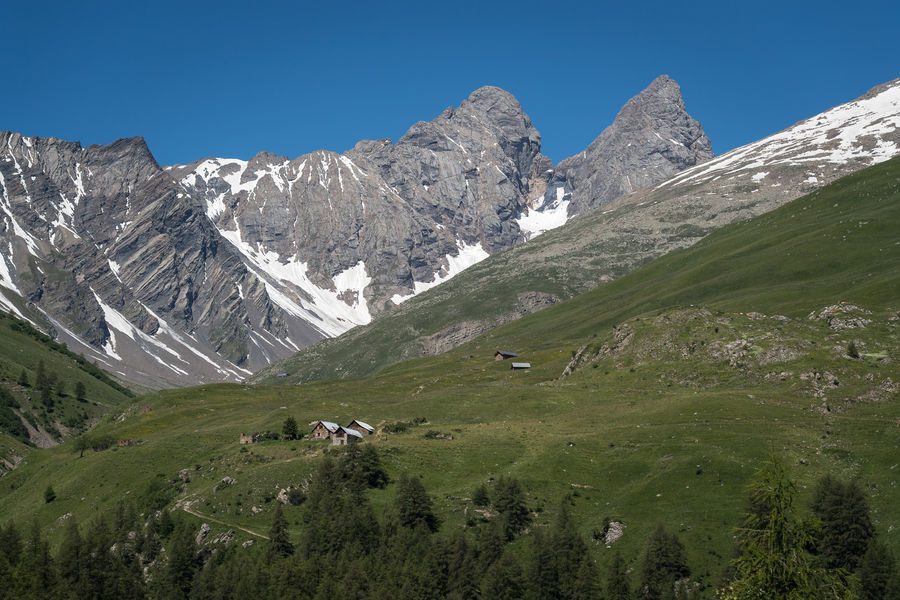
516 186 571 240
390 240 489 305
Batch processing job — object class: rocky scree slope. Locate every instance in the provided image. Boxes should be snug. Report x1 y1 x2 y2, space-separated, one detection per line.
0 77 710 387
257 77 900 384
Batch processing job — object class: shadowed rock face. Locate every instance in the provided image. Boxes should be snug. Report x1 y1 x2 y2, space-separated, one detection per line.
0 77 715 387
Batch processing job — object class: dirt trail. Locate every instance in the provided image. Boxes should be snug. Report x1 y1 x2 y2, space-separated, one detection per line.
178 499 269 540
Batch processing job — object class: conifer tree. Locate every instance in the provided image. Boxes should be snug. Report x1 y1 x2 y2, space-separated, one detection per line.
638 525 689 600
477 518 506 573
34 360 47 391
493 476 530 540
395 474 439 532
811 476 874 571
17 369 28 387
481 553 526 600
472 483 490 507
165 520 198 599
268 503 295 561
282 416 299 440
527 529 560 599
56 517 84 593
446 532 479 600
859 541 899 600
0 522 22 567
75 381 86 402
552 500 593 600
719 457 853 599
607 551 633 600
14 522 57 600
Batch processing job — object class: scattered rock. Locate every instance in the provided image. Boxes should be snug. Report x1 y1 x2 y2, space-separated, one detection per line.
241 540 255 549
195 523 211 545
210 530 236 545
604 521 626 545
809 303 872 330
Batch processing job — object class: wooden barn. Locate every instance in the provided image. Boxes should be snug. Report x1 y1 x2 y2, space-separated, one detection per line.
494 350 519 361
346 419 375 436
331 426 363 446
309 420 341 440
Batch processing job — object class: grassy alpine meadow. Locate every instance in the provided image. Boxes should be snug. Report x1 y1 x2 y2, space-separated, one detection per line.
0 158 898 592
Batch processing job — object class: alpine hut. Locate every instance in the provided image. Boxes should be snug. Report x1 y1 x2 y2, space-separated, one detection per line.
331 426 364 446
347 419 375 436
310 420 341 440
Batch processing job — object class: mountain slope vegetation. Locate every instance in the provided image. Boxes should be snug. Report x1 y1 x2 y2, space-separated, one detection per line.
0 158 897 591
0 311 133 467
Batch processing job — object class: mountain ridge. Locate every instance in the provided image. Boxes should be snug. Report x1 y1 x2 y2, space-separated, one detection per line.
0 76 712 387
257 76 900 384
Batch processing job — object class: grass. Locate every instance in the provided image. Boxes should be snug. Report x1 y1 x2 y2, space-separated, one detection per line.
0 311 133 460
0 158 898 592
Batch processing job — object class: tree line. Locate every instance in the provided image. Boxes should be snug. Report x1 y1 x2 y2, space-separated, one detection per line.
1 452 897 599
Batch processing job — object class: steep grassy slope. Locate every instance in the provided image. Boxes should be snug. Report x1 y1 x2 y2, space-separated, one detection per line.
0 159 897 590
0 311 134 459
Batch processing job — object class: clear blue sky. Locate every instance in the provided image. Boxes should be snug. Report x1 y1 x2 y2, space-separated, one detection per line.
2 0 898 166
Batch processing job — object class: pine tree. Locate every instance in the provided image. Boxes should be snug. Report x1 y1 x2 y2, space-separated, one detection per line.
552 500 593 600
165 520 197 599
719 457 853 599
282 416 299 440
75 381 86 402
56 380 66 398
41 384 53 409
493 476 530 540
44 485 56 503
481 553 526 600
14 522 57 599
638 525 689 600
446 532 479 600
17 369 28 387
472 483 490 507
811 476 874 571
0 522 22 567
395 474 439 532
56 518 84 592
268 503 295 561
607 551 633 600
859 541 899 600
34 360 47 391
477 518 506 573
527 529 560 599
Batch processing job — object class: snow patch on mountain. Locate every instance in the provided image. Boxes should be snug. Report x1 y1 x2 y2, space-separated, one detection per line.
660 80 900 190
517 186 571 240
216 220 373 337
391 240 490 305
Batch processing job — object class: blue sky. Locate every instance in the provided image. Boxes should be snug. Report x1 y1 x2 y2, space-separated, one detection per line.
2 0 898 166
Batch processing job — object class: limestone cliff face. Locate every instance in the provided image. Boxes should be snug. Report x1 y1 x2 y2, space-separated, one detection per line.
0 77 715 387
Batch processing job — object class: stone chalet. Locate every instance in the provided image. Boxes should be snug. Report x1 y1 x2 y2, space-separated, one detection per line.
309 420 341 440
331 426 364 446
346 419 375 436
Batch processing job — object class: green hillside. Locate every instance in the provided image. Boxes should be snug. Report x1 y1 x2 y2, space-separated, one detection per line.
0 158 898 591
0 311 134 466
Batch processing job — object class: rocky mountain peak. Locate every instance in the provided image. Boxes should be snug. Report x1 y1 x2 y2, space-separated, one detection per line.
551 75 714 214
